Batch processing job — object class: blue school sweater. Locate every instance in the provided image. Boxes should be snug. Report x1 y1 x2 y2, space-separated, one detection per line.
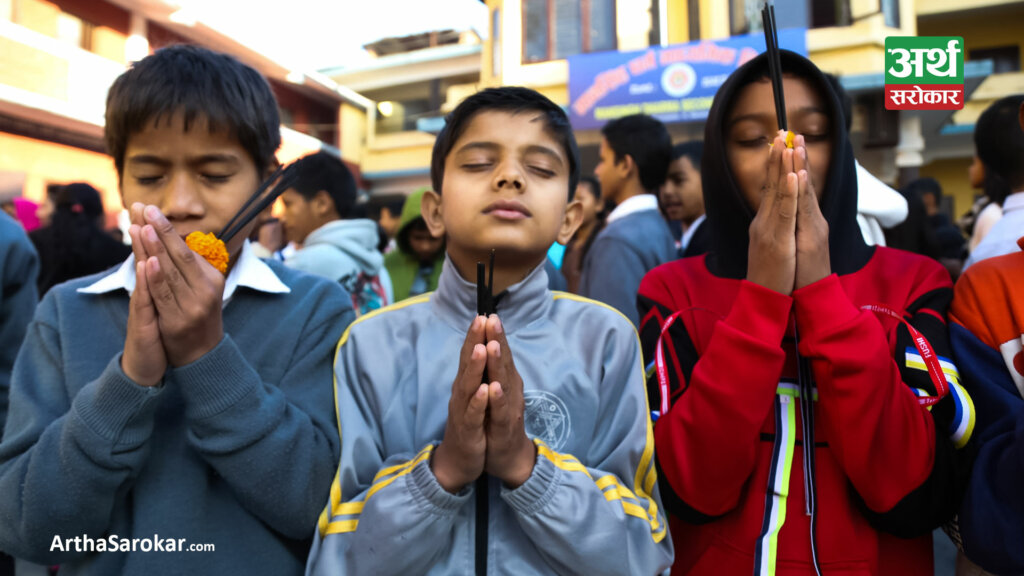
0 212 38 436
579 207 676 326
0 257 353 575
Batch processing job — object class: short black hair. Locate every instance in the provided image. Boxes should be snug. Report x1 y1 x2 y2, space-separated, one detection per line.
577 175 601 200
823 73 853 133
105 44 281 180
601 114 672 192
975 94 1024 192
367 193 407 220
905 177 942 202
431 86 580 199
290 151 358 218
671 141 704 171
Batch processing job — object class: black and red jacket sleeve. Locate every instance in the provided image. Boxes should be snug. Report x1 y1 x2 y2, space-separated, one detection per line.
638 263 793 522
791 267 974 538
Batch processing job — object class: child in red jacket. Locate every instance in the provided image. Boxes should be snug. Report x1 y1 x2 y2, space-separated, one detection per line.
638 50 974 575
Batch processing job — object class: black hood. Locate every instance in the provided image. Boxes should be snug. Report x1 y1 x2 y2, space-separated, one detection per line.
700 49 873 279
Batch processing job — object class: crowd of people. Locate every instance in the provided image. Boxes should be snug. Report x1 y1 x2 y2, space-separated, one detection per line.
0 42 1022 576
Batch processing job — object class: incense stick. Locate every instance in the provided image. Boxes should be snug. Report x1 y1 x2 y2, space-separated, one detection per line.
761 1 787 132
219 161 302 243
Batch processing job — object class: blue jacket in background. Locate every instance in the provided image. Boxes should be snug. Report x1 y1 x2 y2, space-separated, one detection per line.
0 257 353 575
579 207 676 326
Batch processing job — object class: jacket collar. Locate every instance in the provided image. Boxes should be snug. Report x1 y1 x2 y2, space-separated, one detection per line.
431 254 552 334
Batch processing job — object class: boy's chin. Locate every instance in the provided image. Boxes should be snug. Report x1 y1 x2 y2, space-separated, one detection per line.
450 234 556 262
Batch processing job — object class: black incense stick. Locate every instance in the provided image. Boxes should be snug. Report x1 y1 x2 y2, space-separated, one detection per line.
761 1 787 132
219 160 302 243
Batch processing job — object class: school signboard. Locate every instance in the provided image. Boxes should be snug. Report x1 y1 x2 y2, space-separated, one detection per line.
567 29 807 130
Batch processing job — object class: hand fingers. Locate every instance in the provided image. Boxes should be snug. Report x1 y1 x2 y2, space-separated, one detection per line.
140 224 186 308
465 384 489 429
131 261 156 322
487 382 509 426
142 205 202 287
456 316 486 381
797 170 820 219
793 134 807 175
761 131 785 209
128 224 150 265
129 202 146 227
458 343 488 400
144 255 181 317
485 315 515 379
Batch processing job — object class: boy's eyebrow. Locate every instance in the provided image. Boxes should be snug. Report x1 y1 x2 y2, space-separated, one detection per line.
455 142 565 166
126 153 241 167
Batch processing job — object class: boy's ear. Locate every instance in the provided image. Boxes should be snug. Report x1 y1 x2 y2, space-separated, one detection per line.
313 190 334 217
556 199 584 246
420 189 446 238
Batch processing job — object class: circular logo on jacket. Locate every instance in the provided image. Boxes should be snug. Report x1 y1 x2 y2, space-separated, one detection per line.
661 63 697 98
524 390 571 451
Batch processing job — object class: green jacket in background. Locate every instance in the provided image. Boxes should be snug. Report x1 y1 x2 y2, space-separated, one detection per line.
384 187 444 302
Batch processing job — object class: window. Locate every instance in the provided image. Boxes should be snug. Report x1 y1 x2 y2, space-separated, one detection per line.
731 0 850 36
970 46 1020 74
522 0 616 64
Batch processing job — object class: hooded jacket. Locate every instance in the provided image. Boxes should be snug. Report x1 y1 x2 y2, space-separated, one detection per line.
637 51 974 576
307 256 673 575
384 188 444 301
285 218 393 313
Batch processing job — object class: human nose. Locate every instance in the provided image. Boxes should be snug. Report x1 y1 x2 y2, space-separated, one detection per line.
159 172 204 220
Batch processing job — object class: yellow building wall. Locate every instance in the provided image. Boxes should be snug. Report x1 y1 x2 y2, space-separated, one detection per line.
919 157 975 222
0 131 121 225
0 34 68 99
339 102 367 164
13 0 58 38
91 25 126 64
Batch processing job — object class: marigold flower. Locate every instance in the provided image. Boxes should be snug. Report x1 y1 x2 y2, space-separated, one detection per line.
185 231 228 274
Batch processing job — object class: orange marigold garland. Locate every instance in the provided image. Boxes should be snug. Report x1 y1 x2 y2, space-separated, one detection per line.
185 231 229 274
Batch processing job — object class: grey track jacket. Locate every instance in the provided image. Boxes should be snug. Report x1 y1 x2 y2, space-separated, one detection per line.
307 257 673 575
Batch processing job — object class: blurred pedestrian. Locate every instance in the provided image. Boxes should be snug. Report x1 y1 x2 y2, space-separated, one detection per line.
580 114 675 325
560 175 601 293
384 187 444 301
660 141 707 257
29 183 130 296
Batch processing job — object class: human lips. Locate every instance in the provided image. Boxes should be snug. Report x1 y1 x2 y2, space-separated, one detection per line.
483 199 532 220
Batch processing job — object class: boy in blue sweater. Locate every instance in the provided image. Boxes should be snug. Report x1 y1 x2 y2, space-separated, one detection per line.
0 45 353 575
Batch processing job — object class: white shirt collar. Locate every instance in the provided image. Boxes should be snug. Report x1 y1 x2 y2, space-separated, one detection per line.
606 194 660 224
1003 191 1024 213
78 240 290 305
680 213 706 251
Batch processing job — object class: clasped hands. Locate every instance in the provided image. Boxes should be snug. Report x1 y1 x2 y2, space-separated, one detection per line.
122 203 225 387
747 131 832 296
431 315 537 493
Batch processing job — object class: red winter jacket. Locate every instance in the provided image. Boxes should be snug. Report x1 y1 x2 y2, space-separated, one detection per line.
638 249 974 576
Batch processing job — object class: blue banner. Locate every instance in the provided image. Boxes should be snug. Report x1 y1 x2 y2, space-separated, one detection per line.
567 29 807 130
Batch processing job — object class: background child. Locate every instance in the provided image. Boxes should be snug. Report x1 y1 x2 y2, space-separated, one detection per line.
0 45 353 575
659 141 706 257
384 187 445 301
308 86 672 575
281 151 393 314
580 114 676 326
948 98 1024 576
638 51 973 575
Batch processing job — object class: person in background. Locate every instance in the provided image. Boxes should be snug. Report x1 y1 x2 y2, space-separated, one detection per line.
822 74 908 246
580 114 676 325
369 193 406 254
914 178 968 281
0 210 37 576
384 187 445 301
560 175 601 293
948 95 1024 576
660 141 707 257
280 151 392 315
964 94 1024 270
29 182 131 296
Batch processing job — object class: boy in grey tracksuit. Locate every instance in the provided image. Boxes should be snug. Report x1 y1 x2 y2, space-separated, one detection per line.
307 88 672 575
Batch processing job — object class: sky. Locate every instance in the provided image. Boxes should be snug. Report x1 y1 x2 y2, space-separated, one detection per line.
186 0 490 73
